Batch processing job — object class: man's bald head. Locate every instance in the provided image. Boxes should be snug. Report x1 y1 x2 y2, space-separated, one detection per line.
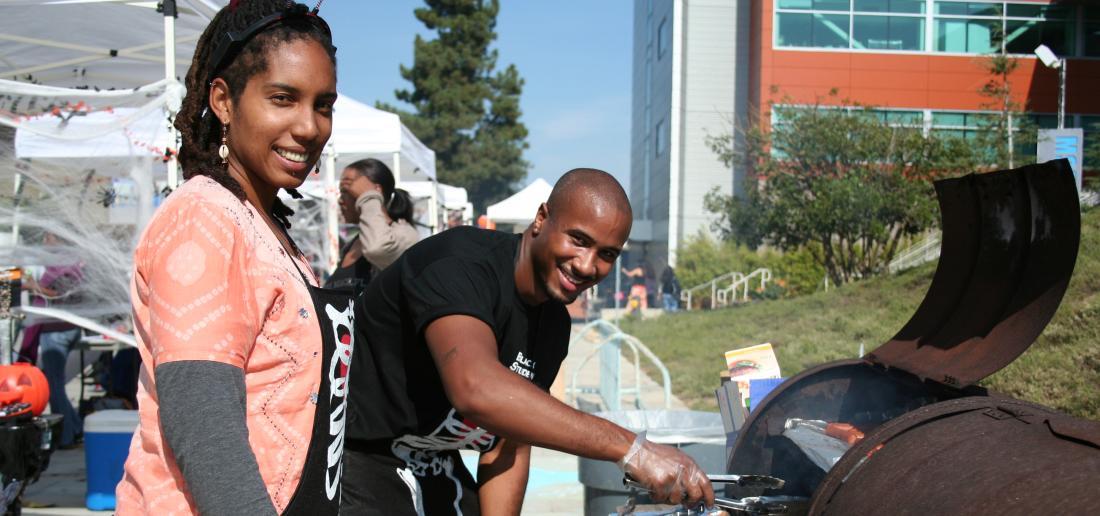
546 168 633 220
519 168 632 305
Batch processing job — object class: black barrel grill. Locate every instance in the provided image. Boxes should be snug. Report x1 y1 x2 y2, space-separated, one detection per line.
725 159 1100 515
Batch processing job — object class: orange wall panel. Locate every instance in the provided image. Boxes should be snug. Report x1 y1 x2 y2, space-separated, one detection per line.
753 0 1100 119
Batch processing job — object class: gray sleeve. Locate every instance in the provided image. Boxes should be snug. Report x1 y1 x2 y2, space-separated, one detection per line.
155 360 278 516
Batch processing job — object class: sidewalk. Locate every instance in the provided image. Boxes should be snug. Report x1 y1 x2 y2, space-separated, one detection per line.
20 320 687 515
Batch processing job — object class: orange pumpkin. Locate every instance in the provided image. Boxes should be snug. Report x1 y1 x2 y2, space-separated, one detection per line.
0 362 50 416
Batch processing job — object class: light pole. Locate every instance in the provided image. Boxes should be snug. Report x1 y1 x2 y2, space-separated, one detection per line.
1034 44 1066 129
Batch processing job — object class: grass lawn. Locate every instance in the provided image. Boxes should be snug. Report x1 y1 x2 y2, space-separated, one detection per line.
621 206 1100 420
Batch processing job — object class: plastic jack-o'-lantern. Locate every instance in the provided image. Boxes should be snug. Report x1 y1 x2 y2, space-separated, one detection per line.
0 363 50 418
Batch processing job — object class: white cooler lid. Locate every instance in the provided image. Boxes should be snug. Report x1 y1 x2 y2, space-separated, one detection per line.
83 409 140 433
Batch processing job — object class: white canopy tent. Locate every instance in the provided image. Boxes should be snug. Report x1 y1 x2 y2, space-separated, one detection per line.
2 1 448 275
0 0 220 89
486 178 552 227
329 95 436 183
0 0 225 186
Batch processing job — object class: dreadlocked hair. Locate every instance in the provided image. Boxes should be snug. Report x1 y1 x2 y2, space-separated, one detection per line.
175 0 336 229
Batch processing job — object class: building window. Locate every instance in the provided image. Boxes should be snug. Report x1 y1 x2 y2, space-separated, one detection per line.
655 119 666 157
657 18 669 59
776 0 926 51
854 13 925 50
1085 7 1100 57
930 111 991 140
775 1 1083 56
934 1 1075 55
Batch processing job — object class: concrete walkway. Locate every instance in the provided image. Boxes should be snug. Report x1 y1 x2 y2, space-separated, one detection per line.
20 321 687 515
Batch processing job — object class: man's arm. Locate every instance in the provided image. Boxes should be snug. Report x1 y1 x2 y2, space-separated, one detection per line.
477 438 530 516
424 315 714 507
426 315 633 461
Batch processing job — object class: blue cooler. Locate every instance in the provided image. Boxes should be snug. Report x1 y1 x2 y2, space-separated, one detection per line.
83 409 138 510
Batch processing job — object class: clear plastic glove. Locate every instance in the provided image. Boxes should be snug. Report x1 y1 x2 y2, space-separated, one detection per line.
617 432 715 507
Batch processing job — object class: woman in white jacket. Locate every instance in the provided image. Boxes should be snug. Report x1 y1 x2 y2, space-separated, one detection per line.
328 158 420 292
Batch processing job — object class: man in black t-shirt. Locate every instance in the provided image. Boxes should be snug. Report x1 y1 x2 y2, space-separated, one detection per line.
342 169 714 515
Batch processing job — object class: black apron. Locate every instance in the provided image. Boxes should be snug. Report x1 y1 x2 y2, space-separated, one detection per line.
324 239 372 293
282 258 356 515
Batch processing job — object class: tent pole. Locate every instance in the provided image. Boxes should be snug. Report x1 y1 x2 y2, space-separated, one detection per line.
163 0 180 189
323 147 339 275
430 180 439 234
10 171 22 247
392 151 401 190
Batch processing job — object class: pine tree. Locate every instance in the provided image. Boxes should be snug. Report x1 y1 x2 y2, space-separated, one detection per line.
378 0 529 211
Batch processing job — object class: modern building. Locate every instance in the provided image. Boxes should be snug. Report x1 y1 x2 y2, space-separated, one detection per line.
630 0 1099 270
629 0 751 270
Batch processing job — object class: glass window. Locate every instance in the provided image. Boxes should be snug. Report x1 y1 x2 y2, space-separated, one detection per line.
966 2 1002 17
777 12 814 47
777 0 814 9
1086 22 1100 57
1006 4 1070 19
885 110 923 125
936 18 998 53
777 12 851 48
813 0 850 11
778 0 849 10
935 2 1002 17
1030 114 1059 130
855 15 924 50
932 112 967 127
854 0 925 14
814 13 852 47
655 119 666 157
1004 18 1073 56
657 18 669 59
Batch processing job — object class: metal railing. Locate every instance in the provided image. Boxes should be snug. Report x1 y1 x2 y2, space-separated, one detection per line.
715 268 773 308
888 231 942 274
680 268 773 310
566 320 672 411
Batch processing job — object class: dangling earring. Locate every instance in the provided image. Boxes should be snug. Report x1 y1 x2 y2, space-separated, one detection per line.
219 123 229 164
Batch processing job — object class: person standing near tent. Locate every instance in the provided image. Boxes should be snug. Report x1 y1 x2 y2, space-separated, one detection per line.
326 158 419 292
21 232 85 449
341 168 713 515
117 2 353 515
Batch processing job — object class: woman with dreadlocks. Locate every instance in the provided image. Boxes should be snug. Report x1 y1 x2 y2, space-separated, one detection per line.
116 2 353 514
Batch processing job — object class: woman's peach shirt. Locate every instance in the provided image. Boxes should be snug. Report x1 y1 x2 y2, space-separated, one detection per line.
116 176 323 514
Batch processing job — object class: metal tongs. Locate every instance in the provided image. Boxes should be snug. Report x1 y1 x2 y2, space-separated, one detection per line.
623 473 786 491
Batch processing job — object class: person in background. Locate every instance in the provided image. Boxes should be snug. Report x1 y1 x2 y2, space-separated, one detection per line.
22 233 85 449
327 158 419 292
116 2 352 515
661 266 681 312
621 260 652 311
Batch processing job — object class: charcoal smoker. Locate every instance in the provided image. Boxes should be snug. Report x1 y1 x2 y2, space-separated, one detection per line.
718 159 1100 515
0 268 61 516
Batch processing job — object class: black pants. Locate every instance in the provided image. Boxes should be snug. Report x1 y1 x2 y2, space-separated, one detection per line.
340 442 481 516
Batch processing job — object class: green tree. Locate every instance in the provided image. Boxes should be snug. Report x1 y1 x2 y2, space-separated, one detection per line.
1086 120 1100 183
705 94 982 284
974 20 1036 170
378 0 529 210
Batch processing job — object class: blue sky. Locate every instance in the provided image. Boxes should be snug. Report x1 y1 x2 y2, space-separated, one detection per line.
324 1 633 192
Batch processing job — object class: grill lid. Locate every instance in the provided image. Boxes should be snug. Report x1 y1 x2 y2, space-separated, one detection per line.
865 159 1080 388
